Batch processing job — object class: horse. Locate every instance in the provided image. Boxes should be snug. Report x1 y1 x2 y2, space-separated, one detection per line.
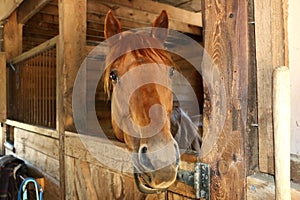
103 10 202 193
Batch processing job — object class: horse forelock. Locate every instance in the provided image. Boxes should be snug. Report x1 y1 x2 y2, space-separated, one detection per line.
103 31 175 99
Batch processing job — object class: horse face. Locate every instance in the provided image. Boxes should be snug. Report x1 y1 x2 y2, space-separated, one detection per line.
104 10 180 192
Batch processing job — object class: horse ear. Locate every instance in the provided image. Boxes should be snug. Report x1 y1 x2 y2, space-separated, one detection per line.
104 10 122 40
152 10 169 42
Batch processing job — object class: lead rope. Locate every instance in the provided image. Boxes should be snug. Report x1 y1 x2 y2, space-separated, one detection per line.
17 177 43 200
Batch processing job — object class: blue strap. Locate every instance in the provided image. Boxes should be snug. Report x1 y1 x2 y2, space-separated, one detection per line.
18 177 43 200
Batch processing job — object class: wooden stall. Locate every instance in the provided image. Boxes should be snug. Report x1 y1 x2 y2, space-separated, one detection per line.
0 0 299 199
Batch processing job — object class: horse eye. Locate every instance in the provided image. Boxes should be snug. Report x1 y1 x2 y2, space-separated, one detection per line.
110 70 119 83
169 67 175 77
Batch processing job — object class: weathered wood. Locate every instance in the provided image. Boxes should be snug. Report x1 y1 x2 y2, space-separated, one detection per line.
0 124 5 155
5 119 58 138
245 0 259 176
247 173 300 200
17 0 51 24
58 1 87 199
254 0 289 174
0 53 6 123
14 129 60 181
88 1 201 35
9 36 57 64
273 66 291 200
0 0 23 21
167 192 192 200
202 0 249 199
58 0 86 132
3 11 22 60
14 127 59 159
65 154 165 200
95 0 202 27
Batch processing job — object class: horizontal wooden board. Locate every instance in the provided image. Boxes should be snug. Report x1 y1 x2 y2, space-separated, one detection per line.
14 140 60 180
6 119 59 138
65 155 167 200
14 127 59 159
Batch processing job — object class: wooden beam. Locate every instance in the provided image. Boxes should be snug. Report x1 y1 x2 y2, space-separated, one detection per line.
99 0 202 27
88 1 201 35
254 0 289 174
3 11 22 60
245 0 259 176
10 36 58 64
58 0 87 199
17 0 52 24
5 119 59 139
202 0 249 199
0 53 6 155
0 53 6 123
0 0 23 21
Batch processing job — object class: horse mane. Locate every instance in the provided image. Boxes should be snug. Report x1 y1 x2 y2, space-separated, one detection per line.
103 31 175 99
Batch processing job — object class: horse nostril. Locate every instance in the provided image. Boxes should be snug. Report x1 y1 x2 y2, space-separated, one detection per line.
141 146 148 154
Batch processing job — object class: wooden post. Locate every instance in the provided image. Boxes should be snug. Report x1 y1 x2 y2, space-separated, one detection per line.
0 53 6 155
58 0 87 199
254 0 289 174
273 66 291 200
3 11 22 60
202 0 249 199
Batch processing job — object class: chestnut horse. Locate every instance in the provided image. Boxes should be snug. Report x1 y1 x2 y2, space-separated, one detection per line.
103 10 201 193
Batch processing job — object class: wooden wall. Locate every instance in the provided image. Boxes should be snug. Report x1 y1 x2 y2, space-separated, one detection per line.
5 121 60 200
254 0 288 174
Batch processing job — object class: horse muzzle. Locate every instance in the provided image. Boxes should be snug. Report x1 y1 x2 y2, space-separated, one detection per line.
133 140 180 194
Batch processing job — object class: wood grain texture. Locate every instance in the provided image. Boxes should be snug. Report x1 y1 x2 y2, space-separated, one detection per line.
254 0 288 174
0 53 6 123
65 155 167 200
58 0 87 198
245 0 259 176
14 127 60 180
202 0 249 199
17 0 51 24
87 0 201 35
3 11 22 60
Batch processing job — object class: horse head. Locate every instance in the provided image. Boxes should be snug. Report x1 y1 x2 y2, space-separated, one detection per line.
104 10 180 193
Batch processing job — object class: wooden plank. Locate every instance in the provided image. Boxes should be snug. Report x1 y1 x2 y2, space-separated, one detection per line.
3 11 22 60
167 192 192 200
64 155 162 200
14 140 60 180
14 127 59 159
245 0 259 176
98 0 202 27
0 0 23 20
10 36 58 64
88 1 201 35
0 53 6 123
202 0 249 199
247 173 300 200
5 119 59 138
58 0 86 131
17 0 52 24
254 0 288 174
